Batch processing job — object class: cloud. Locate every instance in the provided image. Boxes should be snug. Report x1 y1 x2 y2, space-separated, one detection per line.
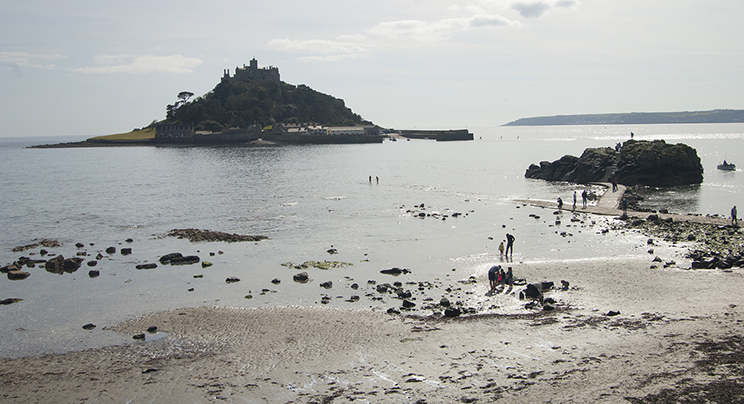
368 14 518 41
0 51 64 69
269 8 519 61
511 0 580 18
268 38 371 61
72 54 202 74
511 1 552 18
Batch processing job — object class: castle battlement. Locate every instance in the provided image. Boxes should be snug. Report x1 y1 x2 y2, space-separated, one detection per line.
222 58 280 82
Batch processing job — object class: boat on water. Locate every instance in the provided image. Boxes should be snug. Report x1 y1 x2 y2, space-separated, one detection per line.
717 161 736 171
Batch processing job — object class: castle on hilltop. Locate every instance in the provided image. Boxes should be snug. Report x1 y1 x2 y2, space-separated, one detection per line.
221 58 280 82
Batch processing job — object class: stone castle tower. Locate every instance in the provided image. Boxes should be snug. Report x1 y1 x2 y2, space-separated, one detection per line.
221 58 280 82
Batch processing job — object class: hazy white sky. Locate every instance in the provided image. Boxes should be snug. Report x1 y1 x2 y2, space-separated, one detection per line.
2 0 743 137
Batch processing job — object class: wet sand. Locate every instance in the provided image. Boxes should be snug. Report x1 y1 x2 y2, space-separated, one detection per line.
3 257 744 403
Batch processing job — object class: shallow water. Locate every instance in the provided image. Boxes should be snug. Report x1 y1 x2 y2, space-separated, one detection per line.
0 124 742 357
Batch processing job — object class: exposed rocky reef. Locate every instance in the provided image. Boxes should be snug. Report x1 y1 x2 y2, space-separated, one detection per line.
525 140 703 187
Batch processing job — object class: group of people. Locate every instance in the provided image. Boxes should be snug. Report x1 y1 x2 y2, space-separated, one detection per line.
488 264 514 292
557 189 591 211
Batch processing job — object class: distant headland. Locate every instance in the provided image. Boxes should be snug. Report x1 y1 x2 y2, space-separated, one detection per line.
503 109 744 126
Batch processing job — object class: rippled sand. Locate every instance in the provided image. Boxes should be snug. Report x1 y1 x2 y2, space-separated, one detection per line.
3 258 744 403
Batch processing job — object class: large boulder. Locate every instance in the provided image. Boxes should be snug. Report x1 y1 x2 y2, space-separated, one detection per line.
614 140 703 186
525 140 703 186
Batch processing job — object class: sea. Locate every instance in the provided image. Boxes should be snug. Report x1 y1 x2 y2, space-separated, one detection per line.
1 123 742 358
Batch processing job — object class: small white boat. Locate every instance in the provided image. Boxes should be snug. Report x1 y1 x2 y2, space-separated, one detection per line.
718 161 736 171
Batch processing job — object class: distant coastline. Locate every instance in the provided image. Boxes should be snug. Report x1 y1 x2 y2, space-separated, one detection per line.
503 109 744 126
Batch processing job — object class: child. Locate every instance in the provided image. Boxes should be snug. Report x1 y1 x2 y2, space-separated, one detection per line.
498 241 505 258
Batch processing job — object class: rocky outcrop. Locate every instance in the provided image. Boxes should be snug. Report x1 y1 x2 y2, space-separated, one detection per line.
525 140 703 187
166 229 268 243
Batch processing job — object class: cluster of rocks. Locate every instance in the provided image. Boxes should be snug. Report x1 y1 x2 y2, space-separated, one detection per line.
619 214 744 270
525 140 704 187
166 228 268 243
402 203 468 221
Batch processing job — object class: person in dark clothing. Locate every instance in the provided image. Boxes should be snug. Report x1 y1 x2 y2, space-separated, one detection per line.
505 233 515 256
488 265 501 291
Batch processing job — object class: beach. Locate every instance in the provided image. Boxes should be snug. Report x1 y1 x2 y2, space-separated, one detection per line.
3 127 744 402
3 255 744 403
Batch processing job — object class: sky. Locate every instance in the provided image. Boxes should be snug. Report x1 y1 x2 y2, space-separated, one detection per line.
2 0 743 137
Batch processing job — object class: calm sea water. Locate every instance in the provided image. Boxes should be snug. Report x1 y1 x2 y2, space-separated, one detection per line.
1 124 742 357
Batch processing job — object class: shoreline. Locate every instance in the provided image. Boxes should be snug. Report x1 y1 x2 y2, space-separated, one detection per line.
2 258 744 403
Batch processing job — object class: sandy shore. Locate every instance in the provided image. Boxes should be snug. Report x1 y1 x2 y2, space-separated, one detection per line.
3 256 744 403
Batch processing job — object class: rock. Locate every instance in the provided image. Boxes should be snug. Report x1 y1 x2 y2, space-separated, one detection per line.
136 263 157 270
444 307 461 317
88 270 100 278
75 242 85 248
606 310 621 316
166 229 268 243
380 267 411 276
524 283 544 300
7 270 30 280
397 290 412 299
146 326 158 333
1 263 20 273
346 295 360 302
271 278 281 284
159 253 182 264
525 140 703 186
133 333 146 340
327 248 338 255
401 300 416 308
121 248 132 255
39 249 48 256
440 297 451 307
159 253 200 266
86 260 97 267
106 246 116 254
386 308 400 315
82 323 96 330
293 272 309 283
63 257 83 273
225 277 240 283
1 298 23 305
320 281 333 289
44 255 65 274
351 283 359 290
201 261 213 268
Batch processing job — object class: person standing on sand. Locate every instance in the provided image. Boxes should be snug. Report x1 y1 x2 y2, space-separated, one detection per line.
505 233 515 256
581 189 588 208
573 191 577 211
498 241 505 258
732 206 738 226
505 267 514 293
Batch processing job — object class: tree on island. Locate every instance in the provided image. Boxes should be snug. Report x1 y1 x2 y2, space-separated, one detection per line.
166 91 195 119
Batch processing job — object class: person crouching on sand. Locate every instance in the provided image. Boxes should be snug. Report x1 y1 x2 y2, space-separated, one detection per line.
488 265 501 291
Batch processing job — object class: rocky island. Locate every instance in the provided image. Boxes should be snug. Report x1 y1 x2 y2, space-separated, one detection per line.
525 139 703 187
